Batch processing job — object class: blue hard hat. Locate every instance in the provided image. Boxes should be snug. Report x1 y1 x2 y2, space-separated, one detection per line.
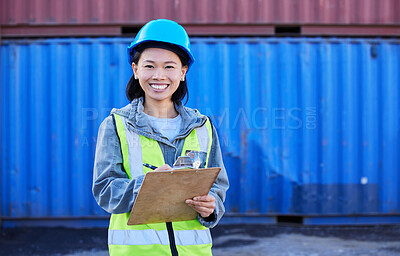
127 19 195 68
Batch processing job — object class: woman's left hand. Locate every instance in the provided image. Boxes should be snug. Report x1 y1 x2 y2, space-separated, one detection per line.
185 195 215 218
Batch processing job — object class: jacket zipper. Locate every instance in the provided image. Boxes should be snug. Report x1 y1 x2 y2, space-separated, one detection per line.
166 222 179 256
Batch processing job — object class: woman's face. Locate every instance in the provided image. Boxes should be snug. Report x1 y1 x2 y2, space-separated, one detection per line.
133 48 187 104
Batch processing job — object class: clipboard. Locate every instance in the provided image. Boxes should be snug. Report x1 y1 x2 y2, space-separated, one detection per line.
127 167 221 225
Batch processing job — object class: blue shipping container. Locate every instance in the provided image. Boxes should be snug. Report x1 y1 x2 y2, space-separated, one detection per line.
1 37 400 226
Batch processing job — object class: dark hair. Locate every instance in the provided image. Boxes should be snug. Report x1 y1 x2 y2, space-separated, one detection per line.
126 42 190 104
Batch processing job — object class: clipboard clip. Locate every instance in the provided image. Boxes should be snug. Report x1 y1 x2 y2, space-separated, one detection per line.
173 151 207 170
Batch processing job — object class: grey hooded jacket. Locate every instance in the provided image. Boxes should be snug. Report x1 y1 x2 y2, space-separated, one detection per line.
92 97 229 228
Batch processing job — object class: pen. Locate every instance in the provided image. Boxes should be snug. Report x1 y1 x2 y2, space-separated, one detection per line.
143 163 158 170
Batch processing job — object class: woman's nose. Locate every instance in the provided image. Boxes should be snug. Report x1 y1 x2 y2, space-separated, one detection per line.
152 68 166 79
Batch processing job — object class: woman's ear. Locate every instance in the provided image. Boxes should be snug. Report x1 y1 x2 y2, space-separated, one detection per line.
132 63 138 79
181 65 188 80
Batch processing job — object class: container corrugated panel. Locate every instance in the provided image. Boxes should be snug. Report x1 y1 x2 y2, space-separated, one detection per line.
1 0 400 26
1 38 131 218
189 38 400 215
1 37 399 220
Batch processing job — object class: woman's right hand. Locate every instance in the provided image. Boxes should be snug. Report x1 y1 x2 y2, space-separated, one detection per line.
155 164 172 172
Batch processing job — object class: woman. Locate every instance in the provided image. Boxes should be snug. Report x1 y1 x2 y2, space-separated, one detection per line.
92 19 229 256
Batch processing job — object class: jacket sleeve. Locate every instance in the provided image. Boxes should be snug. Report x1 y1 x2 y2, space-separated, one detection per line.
92 116 144 214
198 122 230 228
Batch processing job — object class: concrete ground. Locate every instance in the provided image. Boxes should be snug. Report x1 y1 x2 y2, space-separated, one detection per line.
1 224 399 256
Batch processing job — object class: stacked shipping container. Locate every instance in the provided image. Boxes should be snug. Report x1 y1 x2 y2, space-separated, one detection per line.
1 0 400 37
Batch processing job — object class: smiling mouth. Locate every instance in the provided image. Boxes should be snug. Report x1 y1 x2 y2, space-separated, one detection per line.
150 84 169 90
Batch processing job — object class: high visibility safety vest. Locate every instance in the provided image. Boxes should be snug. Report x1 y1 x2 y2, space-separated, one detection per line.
109 113 214 256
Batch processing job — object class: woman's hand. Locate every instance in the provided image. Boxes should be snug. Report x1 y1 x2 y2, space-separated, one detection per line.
185 195 215 218
154 164 172 172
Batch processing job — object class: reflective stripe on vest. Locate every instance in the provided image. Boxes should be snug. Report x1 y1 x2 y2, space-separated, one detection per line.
110 113 213 256
113 114 132 179
109 228 212 246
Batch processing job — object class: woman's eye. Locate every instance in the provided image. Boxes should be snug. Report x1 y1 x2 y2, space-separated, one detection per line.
166 66 175 69
144 65 154 68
